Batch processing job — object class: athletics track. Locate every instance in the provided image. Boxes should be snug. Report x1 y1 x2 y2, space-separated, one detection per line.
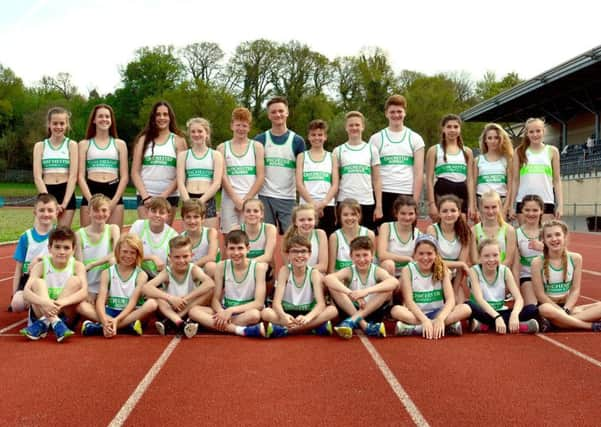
1 222 600 426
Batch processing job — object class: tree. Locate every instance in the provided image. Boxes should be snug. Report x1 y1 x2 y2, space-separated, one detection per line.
332 56 361 111
39 72 77 100
475 71 522 101
179 42 224 86
225 39 279 118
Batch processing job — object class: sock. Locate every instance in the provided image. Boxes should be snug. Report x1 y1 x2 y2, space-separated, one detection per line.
413 325 423 335
39 317 51 327
235 326 245 336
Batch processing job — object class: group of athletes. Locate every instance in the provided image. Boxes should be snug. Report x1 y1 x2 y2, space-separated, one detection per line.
10 94 601 342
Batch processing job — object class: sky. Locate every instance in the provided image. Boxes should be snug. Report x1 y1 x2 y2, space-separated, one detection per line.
1 0 600 96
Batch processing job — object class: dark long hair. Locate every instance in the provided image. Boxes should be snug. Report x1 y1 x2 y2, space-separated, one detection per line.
135 101 183 157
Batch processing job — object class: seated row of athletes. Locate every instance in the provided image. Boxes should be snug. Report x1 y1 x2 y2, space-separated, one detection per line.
13 188 601 343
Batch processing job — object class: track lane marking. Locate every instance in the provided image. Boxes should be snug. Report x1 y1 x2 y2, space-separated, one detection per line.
536 334 601 368
583 269 601 276
358 334 430 427
108 337 180 427
0 318 26 334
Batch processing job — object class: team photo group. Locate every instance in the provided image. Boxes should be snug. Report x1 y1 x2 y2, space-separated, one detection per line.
10 93 601 343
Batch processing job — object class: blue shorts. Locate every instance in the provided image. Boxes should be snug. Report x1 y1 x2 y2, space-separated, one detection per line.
425 308 442 319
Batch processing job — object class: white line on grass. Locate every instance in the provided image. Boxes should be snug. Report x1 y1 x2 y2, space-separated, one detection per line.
108 337 180 427
0 318 26 334
536 334 601 368
358 334 430 427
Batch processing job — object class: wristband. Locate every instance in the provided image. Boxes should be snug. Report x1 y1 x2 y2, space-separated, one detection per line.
143 196 152 202
494 314 502 320
564 307 571 315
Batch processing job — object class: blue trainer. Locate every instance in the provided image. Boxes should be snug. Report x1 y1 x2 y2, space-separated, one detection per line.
365 322 386 338
312 320 333 336
81 320 103 336
266 322 288 338
20 320 49 340
243 323 266 338
53 319 74 343
334 318 358 339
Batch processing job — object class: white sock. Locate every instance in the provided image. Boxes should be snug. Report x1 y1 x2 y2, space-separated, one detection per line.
234 326 245 336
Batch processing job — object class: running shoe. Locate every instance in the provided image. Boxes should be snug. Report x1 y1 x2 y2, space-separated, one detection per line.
183 320 198 338
243 323 266 337
470 319 489 333
155 319 168 336
312 321 333 336
53 319 74 343
334 318 357 339
592 321 601 332
539 317 553 333
81 320 103 336
447 321 463 336
519 319 539 334
131 320 143 336
20 320 48 340
266 322 288 338
394 321 416 336
365 322 386 338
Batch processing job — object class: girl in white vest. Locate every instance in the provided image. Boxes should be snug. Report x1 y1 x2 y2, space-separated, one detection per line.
509 118 562 224
328 198 375 273
532 220 601 332
392 234 470 338
334 111 382 231
217 107 265 234
512 194 544 306
379 195 421 279
425 114 475 222
426 195 472 302
131 101 187 225
470 190 516 268
296 119 339 236
180 199 219 278
32 107 78 227
177 117 224 230
466 239 539 334
75 194 120 302
262 235 338 338
282 205 328 274
79 234 157 337
78 104 129 228
473 123 513 218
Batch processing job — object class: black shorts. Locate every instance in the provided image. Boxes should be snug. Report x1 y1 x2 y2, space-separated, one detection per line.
317 205 337 237
81 178 123 206
434 178 468 214
519 276 532 285
188 193 217 218
137 195 180 208
380 192 413 225
17 274 29 292
46 182 76 210
517 202 555 214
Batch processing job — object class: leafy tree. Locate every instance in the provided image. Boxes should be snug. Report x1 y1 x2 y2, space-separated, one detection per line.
39 72 77 100
225 39 279 118
179 42 224 86
475 71 522 101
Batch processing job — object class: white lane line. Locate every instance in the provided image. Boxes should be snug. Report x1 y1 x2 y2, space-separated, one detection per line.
0 276 13 284
0 318 26 334
581 295 600 302
583 269 601 276
108 337 180 427
358 334 430 427
536 334 601 369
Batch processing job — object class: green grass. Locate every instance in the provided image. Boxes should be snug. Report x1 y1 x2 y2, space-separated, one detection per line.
0 182 137 198
0 207 139 242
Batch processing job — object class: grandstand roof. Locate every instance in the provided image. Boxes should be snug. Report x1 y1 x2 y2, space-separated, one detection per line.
461 45 601 124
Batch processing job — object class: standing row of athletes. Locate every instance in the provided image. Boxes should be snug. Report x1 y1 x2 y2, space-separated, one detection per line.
20 94 601 341
32 94 562 233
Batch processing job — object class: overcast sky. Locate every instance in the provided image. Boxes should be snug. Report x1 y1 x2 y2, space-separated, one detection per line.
2 0 600 95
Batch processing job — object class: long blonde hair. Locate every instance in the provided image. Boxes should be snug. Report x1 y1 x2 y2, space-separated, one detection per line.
479 190 507 228
479 123 513 161
283 204 317 245
414 239 446 282
541 220 569 283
